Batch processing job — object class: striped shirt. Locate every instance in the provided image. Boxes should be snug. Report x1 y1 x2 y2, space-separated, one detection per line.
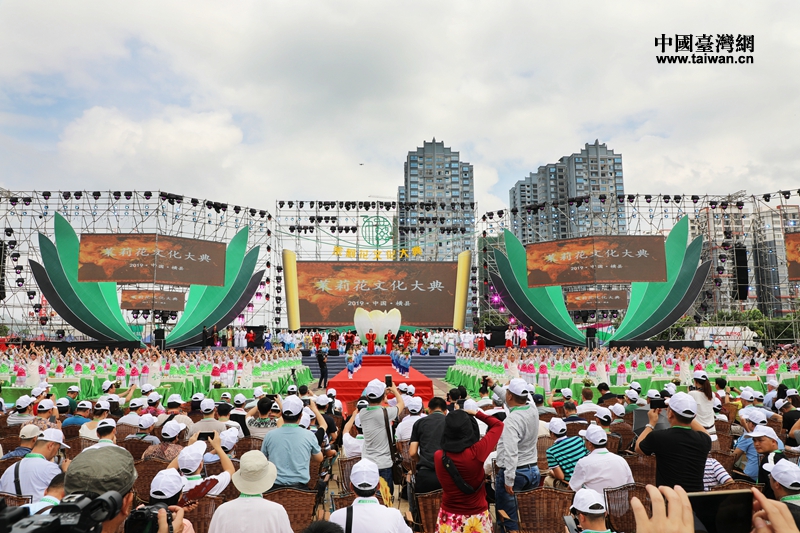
546 436 588 481
703 458 731 491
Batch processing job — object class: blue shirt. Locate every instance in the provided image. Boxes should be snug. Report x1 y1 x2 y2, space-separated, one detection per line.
261 425 321 485
737 435 784 481
61 415 90 428
0 447 31 460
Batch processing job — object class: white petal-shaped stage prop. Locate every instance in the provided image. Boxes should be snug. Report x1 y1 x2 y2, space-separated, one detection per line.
354 307 403 342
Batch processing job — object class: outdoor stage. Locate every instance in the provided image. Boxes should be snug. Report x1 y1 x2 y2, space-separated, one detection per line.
326 356 434 406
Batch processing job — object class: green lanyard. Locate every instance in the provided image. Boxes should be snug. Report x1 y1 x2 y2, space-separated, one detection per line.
356 498 378 504
365 407 382 411
510 406 530 413
673 426 692 430
99 439 114 444
282 424 299 428
239 493 262 498
24 453 45 459
185 475 202 481
40 496 60 507
783 495 800 503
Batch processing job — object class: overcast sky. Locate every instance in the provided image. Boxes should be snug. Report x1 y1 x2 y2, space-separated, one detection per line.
0 1 797 213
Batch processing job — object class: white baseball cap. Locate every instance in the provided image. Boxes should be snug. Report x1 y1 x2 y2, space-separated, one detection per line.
138 414 156 429
220 392 231 400
161 421 187 439
609 404 625 417
56 398 70 409
95 400 111 411
741 409 767 426
668 392 697 418
477 398 493 408
253 387 265 398
97 418 116 430
326 388 337 398
77 400 93 410
739 391 755 402
166 394 184 406
200 399 216 414
398 383 408 393
219 427 239 451
299 412 311 429
15 395 32 409
364 379 387 399
629 381 642 393
407 385 416 396
41 382 51 389
776 398 790 410
191 393 206 402
646 390 661 400
579 424 608 446
572 488 606 514
31 387 44 397
746 425 780 443
765 459 800 490
768 379 780 388
39 428 70 449
287 385 298 394
594 407 612 424
351 458 381 489
150 469 184 499
270 402 281 412
282 396 304 416
548 418 567 436
147 392 162 403
463 399 479 412
141 384 155 393
129 398 146 409
37 399 55 411
67 386 80 393
788 389 799 398
407 397 424 413
693 370 709 381
354 414 362 429
664 383 677 396
561 388 573 399
101 380 114 392
507 378 530 397
234 394 248 406
624 390 639 402
178 441 206 474
356 399 369 410
713 397 723 411
314 395 332 407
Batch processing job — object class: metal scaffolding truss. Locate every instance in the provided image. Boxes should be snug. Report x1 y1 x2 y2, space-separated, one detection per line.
480 190 800 345
0 190 279 340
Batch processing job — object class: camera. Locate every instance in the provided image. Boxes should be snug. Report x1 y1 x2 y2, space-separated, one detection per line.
124 503 169 533
1 491 123 533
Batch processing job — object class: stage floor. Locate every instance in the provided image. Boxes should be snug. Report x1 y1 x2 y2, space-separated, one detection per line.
326 356 434 406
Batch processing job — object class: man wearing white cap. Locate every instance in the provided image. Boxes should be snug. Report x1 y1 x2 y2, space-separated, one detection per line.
245 386 266 410
62 400 92 428
126 414 161 446
170 433 234 497
83 419 119 450
117 398 147 427
623 390 641 413
342 412 365 458
0 428 69 502
261 395 323 488
395 397 425 442
208 451 292 533
488 377 539 533
100 379 137 404
65 385 80 414
31 398 60 430
143 420 186 462
544 418 587 488
7 395 35 426
746 424 786 499
737 389 780 425
329 458 412 533
733 409 783 483
147 469 197 533
636 392 712 493
570 488 611 533
156 394 195 432
765 379 781 410
359 379 405 489
569 425 633 493
764 460 800 524
189 399 227 437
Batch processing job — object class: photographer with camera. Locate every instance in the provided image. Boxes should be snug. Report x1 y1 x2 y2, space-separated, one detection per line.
0 428 70 502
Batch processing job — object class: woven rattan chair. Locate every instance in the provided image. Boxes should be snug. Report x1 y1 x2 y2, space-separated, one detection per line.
338 455 359 491
188 412 203 423
61 425 81 439
182 496 217 533
0 492 32 507
623 412 634 426
204 458 239 480
714 432 733 451
2 436 20 453
329 491 384 510
604 483 651 533
625 454 656 486
120 438 153 460
537 435 555 467
539 412 555 423
768 417 783 436
565 421 587 438
709 480 763 492
0 425 19 439
64 437 98 460
709 450 736 474
415 490 443 533
784 449 800 465
516 487 574 533
307 458 322 490
714 419 732 435
234 436 263 458
0 458 22 477
612 423 636 452
115 423 138 440
397 440 418 474
133 459 171 506
606 433 622 454
578 412 595 423
264 488 317 533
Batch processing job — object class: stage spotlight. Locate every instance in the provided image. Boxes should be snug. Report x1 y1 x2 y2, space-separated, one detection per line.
497 210 504 218
694 315 702 324
704 290 713 299
3 229 11 237
74 191 82 200
644 195 652 203
599 194 606 204
289 226 295 233
276 266 283 273
8 197 18 206
617 194 625 203
724 230 732 239
169 311 178 321
673 195 682 203
10 253 19 262
288 201 294 208
15 278 24 287
783 191 792 199
720 201 728 210
160 192 168 203
234 206 241 214
278 201 285 208
276 296 282 304
14 266 22 274
131 310 140 319
113 191 121 200
125 191 132 200
627 195 635 203
691 195 700 203
7 240 16 250
709 200 717 209
22 197 31 206
42 191 51 200
62 192 70 201
611 311 618 319
259 210 266 218
722 241 731 251
716 266 724 274
249 208 256 217
219 204 227 212
143 191 152 200
142 310 150 319
39 317 48 326
276 286 282 293
663 195 670 203
719 254 727 263
736 201 744 210
206 201 213 209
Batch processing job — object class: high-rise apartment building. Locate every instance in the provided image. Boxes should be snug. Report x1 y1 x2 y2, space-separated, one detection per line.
397 139 475 261
509 140 626 244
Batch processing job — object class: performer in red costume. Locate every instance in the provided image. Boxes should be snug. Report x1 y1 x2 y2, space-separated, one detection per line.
402 330 412 351
312 330 323 350
415 330 426 354
519 326 528 349
344 331 355 353
328 330 339 351
385 330 395 354
365 329 377 355
476 330 487 352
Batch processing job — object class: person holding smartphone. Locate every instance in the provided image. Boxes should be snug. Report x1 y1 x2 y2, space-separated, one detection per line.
359 379 405 490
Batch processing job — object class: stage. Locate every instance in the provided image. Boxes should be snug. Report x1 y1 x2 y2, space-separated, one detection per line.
326 356 434 407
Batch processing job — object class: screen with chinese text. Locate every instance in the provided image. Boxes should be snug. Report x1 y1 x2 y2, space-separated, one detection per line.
564 290 629 311
295 261 459 327
78 234 226 286
120 290 186 311
525 235 667 288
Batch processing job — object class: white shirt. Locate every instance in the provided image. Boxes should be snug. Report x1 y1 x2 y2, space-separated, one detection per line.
395 414 423 442
22 495 60 515
208 496 292 533
343 434 364 459
183 471 231 497
0 455 62 502
576 401 601 414
117 413 140 426
83 440 119 451
569 448 634 493
330 496 412 533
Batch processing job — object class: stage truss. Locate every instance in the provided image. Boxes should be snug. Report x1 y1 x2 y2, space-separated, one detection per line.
481 190 800 346
0 190 279 341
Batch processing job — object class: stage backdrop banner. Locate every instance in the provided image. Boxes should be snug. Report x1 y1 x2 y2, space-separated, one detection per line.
565 290 629 311
120 290 186 311
786 232 800 281
78 234 226 286
526 235 667 288
295 261 458 327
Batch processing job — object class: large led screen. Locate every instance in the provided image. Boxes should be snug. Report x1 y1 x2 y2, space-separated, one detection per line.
295 261 458 327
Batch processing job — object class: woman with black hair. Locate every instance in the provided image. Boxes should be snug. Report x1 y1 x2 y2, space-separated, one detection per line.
689 370 715 433
433 407 503 533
